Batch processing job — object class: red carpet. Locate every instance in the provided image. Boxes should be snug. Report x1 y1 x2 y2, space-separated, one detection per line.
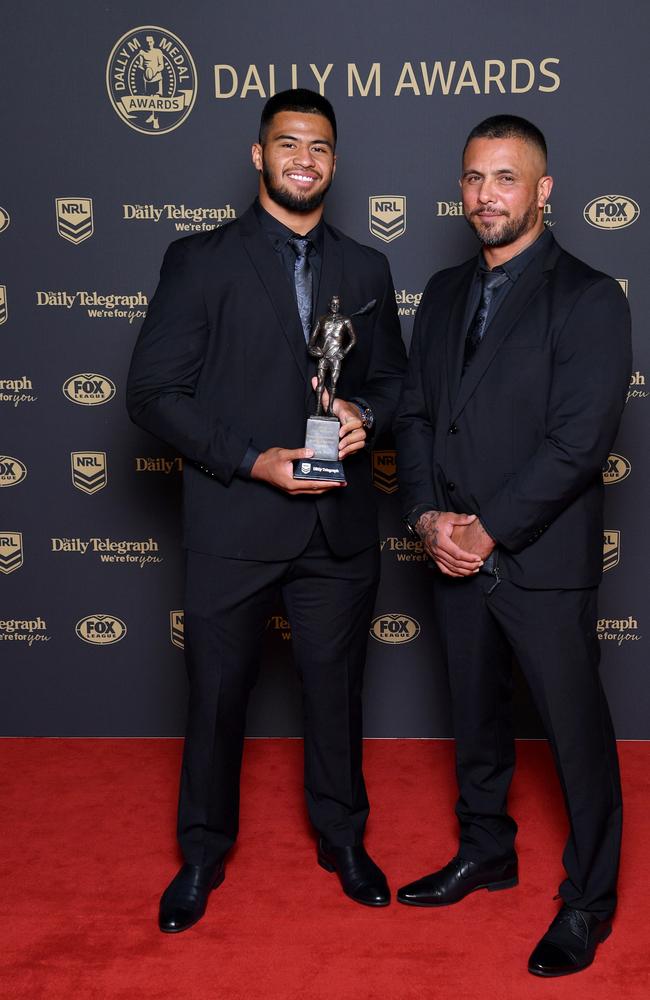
2 738 649 999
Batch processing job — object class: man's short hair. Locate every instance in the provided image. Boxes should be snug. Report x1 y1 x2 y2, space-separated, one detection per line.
259 88 337 146
463 115 547 167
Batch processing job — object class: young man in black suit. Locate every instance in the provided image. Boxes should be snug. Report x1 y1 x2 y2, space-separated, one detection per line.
394 116 631 976
127 89 406 932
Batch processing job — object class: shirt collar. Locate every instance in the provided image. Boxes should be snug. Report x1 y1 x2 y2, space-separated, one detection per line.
254 198 324 255
478 226 552 281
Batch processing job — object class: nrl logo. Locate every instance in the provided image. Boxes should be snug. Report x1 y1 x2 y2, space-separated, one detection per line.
55 198 94 245
0 285 7 325
106 27 197 135
170 610 184 649
0 456 27 487
603 530 620 573
369 196 406 243
372 449 398 494
0 532 23 574
71 452 108 494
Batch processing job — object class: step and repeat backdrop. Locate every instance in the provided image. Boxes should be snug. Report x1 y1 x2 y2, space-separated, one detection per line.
1 1 647 737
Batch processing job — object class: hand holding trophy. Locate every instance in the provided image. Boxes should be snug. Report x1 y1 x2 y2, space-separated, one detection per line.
293 295 357 484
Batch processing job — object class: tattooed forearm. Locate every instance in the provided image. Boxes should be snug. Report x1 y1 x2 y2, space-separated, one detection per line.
416 510 440 556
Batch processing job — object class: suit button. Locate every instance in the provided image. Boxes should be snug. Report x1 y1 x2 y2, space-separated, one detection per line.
448 424 459 435
447 481 455 492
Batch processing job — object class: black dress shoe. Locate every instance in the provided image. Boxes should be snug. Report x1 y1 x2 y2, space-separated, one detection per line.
158 861 225 933
397 855 518 906
317 838 390 907
528 905 612 977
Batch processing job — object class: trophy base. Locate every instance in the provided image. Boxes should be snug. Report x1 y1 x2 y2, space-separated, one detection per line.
293 415 345 482
293 458 346 483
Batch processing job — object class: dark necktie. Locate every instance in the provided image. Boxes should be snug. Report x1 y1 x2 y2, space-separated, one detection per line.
288 236 314 341
463 267 508 368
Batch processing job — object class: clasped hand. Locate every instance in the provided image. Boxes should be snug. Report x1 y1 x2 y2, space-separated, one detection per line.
416 510 495 577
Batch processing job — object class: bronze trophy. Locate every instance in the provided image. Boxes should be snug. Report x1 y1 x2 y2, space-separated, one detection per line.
293 295 356 484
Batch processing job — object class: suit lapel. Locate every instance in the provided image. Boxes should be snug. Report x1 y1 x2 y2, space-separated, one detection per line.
239 206 308 380
450 242 557 422
315 224 343 319
445 264 475 410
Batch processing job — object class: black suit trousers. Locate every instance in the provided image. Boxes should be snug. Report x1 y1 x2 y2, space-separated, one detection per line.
433 570 622 919
178 522 380 865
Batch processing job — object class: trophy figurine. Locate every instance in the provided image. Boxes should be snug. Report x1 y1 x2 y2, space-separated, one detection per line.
293 295 357 483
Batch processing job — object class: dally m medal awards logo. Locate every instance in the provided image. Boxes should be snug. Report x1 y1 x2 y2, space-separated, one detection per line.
0 532 23 574
106 27 197 135
0 285 7 325
369 196 406 242
170 610 184 649
0 207 10 233
372 450 398 494
55 199 94 244
603 530 620 573
71 452 107 494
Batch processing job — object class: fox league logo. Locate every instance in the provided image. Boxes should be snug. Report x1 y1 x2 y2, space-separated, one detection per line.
106 27 197 135
76 614 127 645
583 195 639 230
369 196 406 242
0 456 27 487
55 198 94 244
0 207 9 233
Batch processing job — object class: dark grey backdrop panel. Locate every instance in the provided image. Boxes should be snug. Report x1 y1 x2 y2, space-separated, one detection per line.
1 0 647 737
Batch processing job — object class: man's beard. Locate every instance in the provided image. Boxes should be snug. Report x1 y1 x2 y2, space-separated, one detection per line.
466 198 539 247
262 164 331 214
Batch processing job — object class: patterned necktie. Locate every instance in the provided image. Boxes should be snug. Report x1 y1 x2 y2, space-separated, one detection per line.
463 267 508 368
288 236 314 341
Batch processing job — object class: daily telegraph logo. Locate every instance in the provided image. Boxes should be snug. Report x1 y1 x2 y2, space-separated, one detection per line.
36 290 148 322
55 199 94 244
627 371 648 404
135 456 183 474
602 454 631 486
0 618 51 646
170 610 184 649
0 376 37 407
122 203 235 233
380 536 427 563
106 27 197 135
71 452 108 494
584 195 639 230
51 536 162 567
0 285 7 325
63 374 116 406
436 200 555 226
372 450 397 494
370 613 420 644
603 530 620 573
75 614 127 645
0 207 9 233
597 616 641 645
0 456 27 487
369 197 406 242
0 532 23 574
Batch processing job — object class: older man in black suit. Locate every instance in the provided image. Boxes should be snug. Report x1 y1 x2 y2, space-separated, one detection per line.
394 115 631 977
127 89 406 932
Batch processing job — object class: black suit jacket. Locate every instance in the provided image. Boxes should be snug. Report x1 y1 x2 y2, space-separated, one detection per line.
394 234 632 588
126 205 407 560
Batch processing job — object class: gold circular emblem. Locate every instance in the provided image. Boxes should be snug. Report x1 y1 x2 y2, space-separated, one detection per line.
0 207 10 233
106 26 197 135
